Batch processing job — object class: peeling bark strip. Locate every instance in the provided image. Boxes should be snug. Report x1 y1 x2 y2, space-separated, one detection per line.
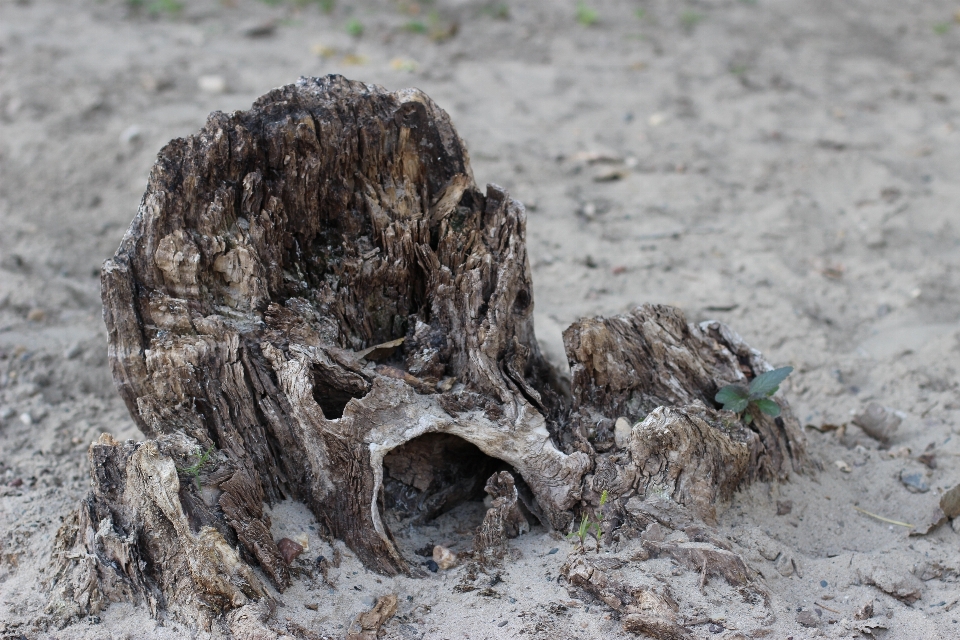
50 76 804 628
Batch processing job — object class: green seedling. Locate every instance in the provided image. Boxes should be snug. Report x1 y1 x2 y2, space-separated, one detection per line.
715 366 793 425
592 489 609 553
129 0 184 15
481 2 510 19
933 22 951 35
576 2 598 26
568 512 592 553
405 20 428 33
567 489 609 553
346 18 364 36
178 445 214 490
680 10 704 29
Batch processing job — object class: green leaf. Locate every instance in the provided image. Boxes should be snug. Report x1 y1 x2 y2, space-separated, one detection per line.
748 366 793 398
715 385 750 412
743 413 753 424
754 398 781 417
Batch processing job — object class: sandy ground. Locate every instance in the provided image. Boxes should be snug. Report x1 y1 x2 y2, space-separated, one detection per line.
1 0 960 638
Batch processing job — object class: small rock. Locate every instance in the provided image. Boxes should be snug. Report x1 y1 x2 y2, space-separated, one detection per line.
432 545 457 570
0 407 14 420
796 609 819 627
854 599 874 620
899 470 929 493
641 522 665 543
951 517 960 534
10 478 23 488
294 533 309 552
834 459 852 473
19 412 32 426
26 308 45 322
241 19 276 38
64 342 84 360
852 403 901 442
820 580 828 588
547 547 559 555
939 484 960 518
119 125 142 147
776 500 793 515
198 75 227 94
613 417 632 449
861 566 923 604
277 537 304 565
424 559 439 573
305 603 318 611
708 622 724 634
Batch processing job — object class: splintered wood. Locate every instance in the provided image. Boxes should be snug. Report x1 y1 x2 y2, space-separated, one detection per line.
48 75 805 632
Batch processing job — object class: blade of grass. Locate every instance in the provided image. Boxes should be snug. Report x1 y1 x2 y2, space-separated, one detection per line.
852 506 914 529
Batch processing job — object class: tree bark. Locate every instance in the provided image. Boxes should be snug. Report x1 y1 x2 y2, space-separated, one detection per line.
48 75 805 630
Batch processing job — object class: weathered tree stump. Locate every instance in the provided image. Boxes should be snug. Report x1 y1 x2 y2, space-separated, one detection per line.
47 76 805 631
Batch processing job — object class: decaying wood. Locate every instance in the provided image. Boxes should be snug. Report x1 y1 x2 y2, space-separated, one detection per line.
473 470 529 564
49 75 805 630
346 594 398 640
561 555 693 640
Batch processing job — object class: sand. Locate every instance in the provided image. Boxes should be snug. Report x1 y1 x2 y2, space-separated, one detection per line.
1 0 959 638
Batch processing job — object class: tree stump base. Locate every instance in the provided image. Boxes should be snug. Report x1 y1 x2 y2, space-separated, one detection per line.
46 76 805 632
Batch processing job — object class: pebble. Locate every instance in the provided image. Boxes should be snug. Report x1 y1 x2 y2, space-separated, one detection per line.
776 500 793 516
0 407 14 420
899 470 929 493
613 417 632 449
198 75 227 94
277 537 304 565
852 403 901 442
547 547 559 555
240 20 276 38
119 125 142 147
796 609 819 627
834 460 852 473
433 545 457 570
19 412 32 426
820 580 828 588
425 559 439 572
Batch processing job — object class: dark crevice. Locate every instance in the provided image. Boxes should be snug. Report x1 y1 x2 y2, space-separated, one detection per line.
312 366 370 419
381 433 503 525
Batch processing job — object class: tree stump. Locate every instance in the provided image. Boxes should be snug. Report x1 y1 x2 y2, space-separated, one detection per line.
47 76 805 631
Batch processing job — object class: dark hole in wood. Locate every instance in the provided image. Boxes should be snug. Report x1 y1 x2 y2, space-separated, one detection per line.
382 433 503 524
311 368 369 420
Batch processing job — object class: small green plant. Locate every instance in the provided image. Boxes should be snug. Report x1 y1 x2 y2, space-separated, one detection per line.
129 0 184 15
405 20 428 33
715 366 793 425
933 21 951 35
480 2 510 19
346 18 364 36
567 490 609 553
680 10 704 29
178 445 215 490
576 2 598 26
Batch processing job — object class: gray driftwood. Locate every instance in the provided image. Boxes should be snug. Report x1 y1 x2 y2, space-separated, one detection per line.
47 76 805 632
